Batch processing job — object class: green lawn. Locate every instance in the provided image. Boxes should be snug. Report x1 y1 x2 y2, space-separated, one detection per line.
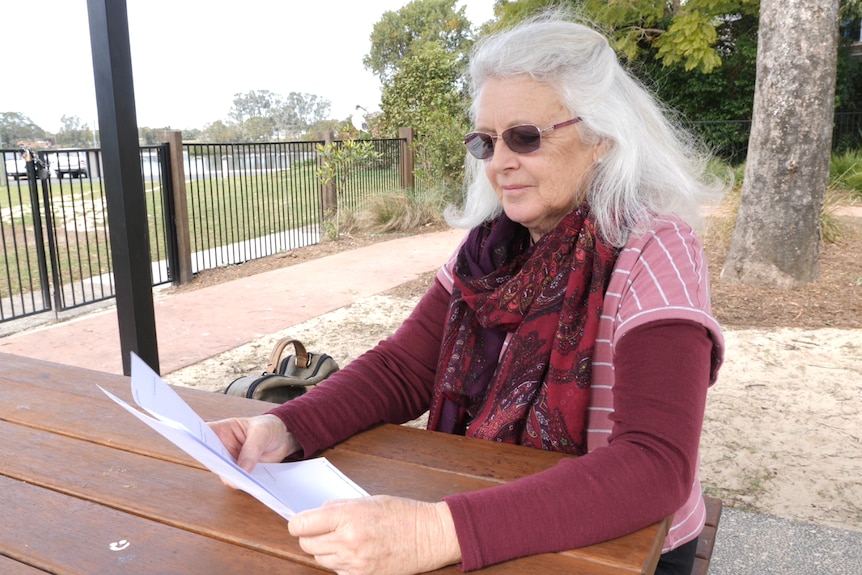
2 162 399 301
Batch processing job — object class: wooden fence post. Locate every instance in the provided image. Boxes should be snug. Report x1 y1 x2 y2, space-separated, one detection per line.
160 130 193 284
398 127 415 190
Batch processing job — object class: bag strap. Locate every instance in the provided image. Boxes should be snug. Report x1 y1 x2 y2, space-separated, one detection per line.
265 338 310 373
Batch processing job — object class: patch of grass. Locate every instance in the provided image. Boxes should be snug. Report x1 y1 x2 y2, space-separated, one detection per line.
340 186 449 235
821 187 852 244
830 150 862 200
707 153 857 248
702 171 741 252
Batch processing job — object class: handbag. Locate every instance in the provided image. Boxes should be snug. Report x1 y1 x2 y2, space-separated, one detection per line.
224 338 339 403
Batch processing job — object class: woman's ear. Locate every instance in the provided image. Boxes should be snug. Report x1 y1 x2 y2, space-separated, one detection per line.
592 138 612 164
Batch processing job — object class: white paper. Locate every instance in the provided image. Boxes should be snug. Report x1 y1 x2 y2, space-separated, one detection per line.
99 353 368 520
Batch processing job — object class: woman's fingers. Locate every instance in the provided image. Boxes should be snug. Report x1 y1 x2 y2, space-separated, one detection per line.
208 414 295 472
288 496 460 575
289 503 347 538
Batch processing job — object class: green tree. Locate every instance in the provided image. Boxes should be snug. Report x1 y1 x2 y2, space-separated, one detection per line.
367 0 476 190
274 92 332 139
182 128 203 142
381 40 468 189
0 112 47 148
55 115 94 148
492 0 759 73
201 120 240 143
842 0 862 19
835 27 862 114
364 0 473 84
229 90 280 141
586 0 760 73
138 126 172 146
229 89 280 123
227 90 331 141
486 0 561 30
310 118 349 140
640 12 759 161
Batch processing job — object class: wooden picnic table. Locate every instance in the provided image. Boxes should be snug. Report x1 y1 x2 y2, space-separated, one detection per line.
0 352 668 574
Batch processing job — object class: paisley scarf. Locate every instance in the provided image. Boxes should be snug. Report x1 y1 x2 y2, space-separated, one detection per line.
427 205 618 455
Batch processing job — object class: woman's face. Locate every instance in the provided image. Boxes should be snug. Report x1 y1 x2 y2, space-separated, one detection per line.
475 76 601 241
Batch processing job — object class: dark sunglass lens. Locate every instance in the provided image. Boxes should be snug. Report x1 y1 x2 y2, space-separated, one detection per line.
504 125 542 153
465 133 494 159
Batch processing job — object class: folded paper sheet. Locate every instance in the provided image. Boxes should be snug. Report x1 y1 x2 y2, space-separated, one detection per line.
100 353 368 520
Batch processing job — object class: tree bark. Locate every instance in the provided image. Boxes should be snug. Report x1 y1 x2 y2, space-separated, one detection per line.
721 0 840 288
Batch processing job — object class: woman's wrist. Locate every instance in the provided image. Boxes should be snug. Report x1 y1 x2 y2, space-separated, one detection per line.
260 413 301 459
283 429 301 458
433 501 462 567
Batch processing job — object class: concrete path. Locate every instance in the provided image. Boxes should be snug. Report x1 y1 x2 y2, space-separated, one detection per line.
711 507 862 574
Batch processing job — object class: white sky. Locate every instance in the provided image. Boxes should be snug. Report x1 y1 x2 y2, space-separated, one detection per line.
0 0 496 133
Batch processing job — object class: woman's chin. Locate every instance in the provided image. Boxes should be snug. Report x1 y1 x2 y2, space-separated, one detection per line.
500 206 535 228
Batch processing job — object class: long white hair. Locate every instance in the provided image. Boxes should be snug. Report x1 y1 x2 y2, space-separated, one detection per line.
446 11 726 246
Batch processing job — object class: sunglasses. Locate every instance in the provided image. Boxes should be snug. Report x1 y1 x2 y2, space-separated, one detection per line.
464 117 582 160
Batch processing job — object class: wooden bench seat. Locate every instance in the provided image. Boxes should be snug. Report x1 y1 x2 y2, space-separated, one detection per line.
691 496 723 575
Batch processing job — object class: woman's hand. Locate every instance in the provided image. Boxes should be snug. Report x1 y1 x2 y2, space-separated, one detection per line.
208 414 300 472
289 495 461 575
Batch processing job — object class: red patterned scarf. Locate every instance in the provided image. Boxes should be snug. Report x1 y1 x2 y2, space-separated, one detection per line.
427 205 618 455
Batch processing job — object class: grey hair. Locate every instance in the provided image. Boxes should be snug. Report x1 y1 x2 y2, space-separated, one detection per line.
445 11 727 247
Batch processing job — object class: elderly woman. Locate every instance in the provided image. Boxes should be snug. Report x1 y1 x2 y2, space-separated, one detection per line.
211 13 725 575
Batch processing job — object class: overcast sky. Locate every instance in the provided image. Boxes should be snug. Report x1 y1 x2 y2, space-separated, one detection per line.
1 0 495 133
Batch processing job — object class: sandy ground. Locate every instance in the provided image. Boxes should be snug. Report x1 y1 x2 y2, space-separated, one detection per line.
165 293 862 533
702 328 861 531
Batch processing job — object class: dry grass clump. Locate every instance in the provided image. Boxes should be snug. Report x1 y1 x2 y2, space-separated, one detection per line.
341 190 448 235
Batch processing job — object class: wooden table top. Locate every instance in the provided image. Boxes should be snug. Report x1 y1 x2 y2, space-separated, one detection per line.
0 352 666 574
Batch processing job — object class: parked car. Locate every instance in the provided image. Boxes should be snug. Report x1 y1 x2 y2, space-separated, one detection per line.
52 151 88 179
4 154 28 180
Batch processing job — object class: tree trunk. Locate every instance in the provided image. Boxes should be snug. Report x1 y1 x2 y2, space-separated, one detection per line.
721 0 840 288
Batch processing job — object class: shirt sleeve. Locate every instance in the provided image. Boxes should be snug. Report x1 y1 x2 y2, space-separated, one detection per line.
266 278 450 458
445 319 712 571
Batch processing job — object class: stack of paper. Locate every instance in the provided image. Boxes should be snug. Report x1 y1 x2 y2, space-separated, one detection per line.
100 353 368 520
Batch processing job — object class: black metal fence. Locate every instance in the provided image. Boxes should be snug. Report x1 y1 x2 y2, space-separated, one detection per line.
337 138 405 209
41 149 115 310
832 112 862 153
1 152 51 322
183 141 322 271
1 146 175 324
181 138 406 272
140 144 175 287
690 111 862 163
1 136 409 325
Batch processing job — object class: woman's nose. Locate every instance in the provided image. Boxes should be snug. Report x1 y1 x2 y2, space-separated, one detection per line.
488 137 519 170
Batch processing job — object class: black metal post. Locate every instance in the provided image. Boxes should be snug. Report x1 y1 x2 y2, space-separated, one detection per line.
37 165 63 313
86 0 159 375
158 142 181 283
22 150 51 311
